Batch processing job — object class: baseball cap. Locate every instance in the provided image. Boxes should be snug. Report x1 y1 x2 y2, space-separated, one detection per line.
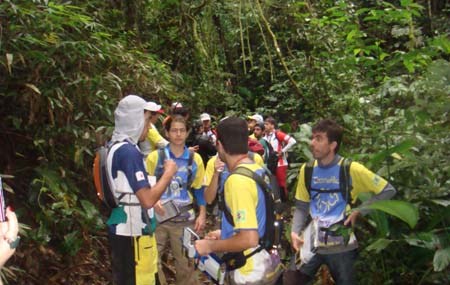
144 101 164 114
200 113 211 121
247 114 264 123
171 102 183 109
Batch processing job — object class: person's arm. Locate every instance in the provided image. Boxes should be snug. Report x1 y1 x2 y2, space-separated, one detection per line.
136 159 177 209
0 207 19 268
345 183 396 226
290 199 310 251
195 229 259 256
204 157 225 204
281 135 296 153
345 162 397 226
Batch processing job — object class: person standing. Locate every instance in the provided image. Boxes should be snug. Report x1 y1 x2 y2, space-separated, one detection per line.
106 95 177 285
247 114 264 139
263 117 296 201
290 119 396 284
139 101 168 157
146 115 205 285
195 117 281 285
200 113 217 145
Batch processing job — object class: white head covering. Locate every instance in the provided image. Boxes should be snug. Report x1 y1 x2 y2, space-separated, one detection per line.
111 95 146 144
200 113 211 121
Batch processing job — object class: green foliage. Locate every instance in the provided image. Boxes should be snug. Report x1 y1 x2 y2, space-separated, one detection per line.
0 0 449 283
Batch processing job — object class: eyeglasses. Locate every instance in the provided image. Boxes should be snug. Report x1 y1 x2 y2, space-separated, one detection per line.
169 128 187 134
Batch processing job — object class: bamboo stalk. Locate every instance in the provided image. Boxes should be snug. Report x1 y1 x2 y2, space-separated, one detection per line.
238 0 247 74
255 0 302 97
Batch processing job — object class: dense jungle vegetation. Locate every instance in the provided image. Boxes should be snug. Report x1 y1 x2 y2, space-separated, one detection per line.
0 0 449 284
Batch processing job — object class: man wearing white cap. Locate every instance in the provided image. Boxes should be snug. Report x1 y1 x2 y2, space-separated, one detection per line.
200 113 217 145
247 114 264 139
140 101 169 157
106 95 177 285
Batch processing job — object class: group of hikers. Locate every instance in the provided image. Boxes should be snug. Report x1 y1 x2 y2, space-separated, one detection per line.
103 94 396 285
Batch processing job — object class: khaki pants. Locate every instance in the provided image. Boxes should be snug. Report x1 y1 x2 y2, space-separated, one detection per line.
156 220 201 285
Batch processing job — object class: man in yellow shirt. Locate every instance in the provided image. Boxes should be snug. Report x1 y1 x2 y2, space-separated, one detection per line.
290 119 396 285
196 117 280 285
140 101 168 157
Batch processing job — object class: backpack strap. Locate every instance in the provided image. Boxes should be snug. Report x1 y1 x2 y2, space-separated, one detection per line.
339 158 352 204
156 148 195 191
303 158 352 204
155 148 166 181
248 151 255 161
186 150 195 190
303 160 315 197
220 167 270 227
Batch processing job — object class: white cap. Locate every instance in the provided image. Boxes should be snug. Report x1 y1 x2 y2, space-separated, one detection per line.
200 113 211 121
248 114 263 123
144 101 163 113
171 102 183 109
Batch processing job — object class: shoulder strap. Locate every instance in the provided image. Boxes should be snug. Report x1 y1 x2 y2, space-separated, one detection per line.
221 167 271 226
303 160 315 196
339 158 353 204
186 150 195 189
155 148 166 181
248 151 255 161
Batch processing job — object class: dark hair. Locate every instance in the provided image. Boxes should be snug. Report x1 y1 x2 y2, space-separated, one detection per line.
172 106 189 118
164 115 190 132
254 121 265 130
216 117 248 155
265 116 277 128
312 119 343 153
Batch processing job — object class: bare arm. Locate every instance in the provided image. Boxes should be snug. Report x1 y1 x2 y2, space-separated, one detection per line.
195 229 259 256
204 158 225 204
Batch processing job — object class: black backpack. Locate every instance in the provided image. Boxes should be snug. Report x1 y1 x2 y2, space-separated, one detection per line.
219 166 282 248
303 158 353 203
264 140 278 174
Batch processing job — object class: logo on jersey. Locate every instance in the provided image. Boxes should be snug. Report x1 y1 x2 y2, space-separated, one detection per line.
236 210 247 223
313 176 339 185
135 171 145 181
373 175 381 186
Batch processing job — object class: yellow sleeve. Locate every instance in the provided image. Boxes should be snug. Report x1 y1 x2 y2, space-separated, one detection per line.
294 164 310 202
145 150 159 176
147 128 165 150
224 174 258 230
253 153 264 167
191 153 205 189
349 162 388 203
204 156 217 186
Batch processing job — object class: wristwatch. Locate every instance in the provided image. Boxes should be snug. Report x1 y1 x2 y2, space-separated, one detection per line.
8 236 20 249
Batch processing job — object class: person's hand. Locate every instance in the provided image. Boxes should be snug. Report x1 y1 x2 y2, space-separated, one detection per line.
1 207 19 242
163 159 178 177
277 150 283 157
214 157 225 173
194 211 206 233
189 145 199 152
344 210 360 227
153 200 165 216
205 230 221 240
194 239 213 256
291 232 303 252
0 207 19 267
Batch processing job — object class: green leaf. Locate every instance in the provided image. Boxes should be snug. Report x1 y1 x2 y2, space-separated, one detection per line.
365 200 419 228
366 238 393 253
433 247 450 272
